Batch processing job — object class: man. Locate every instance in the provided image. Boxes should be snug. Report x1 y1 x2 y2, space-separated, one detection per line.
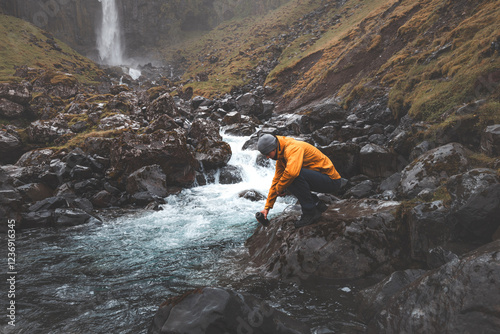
258 134 342 228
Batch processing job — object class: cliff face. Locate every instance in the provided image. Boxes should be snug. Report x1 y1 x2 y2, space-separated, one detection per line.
0 0 290 62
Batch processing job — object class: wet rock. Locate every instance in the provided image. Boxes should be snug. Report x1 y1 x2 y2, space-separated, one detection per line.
359 143 397 178
148 287 310 334
126 165 168 197
408 201 451 262
321 142 361 178
297 101 347 133
195 138 232 170
236 92 267 119
246 199 403 281
21 210 54 228
219 165 243 184
398 143 469 198
223 122 257 136
82 136 115 157
238 189 266 201
146 93 180 120
91 190 116 208
109 129 197 187
367 241 500 334
16 148 54 167
0 130 23 164
345 179 375 198
450 183 500 242
446 168 499 211
480 124 500 156
53 208 93 227
98 114 141 130
188 118 222 146
222 111 242 125
26 119 72 144
312 126 337 146
16 183 54 202
358 269 427 322
426 246 459 269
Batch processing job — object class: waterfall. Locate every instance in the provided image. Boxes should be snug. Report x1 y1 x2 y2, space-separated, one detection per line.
97 0 124 66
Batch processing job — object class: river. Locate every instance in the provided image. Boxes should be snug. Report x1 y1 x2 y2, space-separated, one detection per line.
5 133 365 334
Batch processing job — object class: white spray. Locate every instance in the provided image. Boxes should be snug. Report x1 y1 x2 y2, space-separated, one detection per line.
97 0 124 66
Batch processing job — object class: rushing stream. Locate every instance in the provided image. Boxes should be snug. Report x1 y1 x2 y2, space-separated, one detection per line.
4 133 366 334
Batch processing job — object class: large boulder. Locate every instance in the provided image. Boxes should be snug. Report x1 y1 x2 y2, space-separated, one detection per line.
148 287 310 334
26 119 73 144
446 169 500 242
0 82 31 118
398 143 469 198
109 129 198 187
359 143 398 178
126 165 168 197
366 241 500 334
246 199 404 282
321 142 361 178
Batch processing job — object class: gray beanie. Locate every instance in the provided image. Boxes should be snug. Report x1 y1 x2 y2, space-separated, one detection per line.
257 134 278 155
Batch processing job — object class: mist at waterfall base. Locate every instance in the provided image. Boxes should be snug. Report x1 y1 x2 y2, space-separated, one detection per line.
6 134 365 334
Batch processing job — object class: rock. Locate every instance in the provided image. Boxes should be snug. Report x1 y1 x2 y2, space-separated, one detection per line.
426 246 459 269
21 210 54 228
321 142 361 178
195 138 232 170
367 241 500 334
359 143 397 178
398 143 469 198
0 130 23 164
26 119 72 144
146 93 180 120
246 199 403 281
32 70 79 99
16 148 54 167
0 98 25 118
148 287 310 334
344 179 374 198
126 165 168 197
408 200 451 262
236 92 266 119
223 122 257 136
219 165 243 184
0 82 32 105
238 189 266 201
188 118 222 146
446 168 499 211
16 183 54 202
91 190 116 208
53 208 93 227
450 183 500 242
312 125 337 146
480 124 500 156
222 111 242 125
297 101 347 133
357 269 427 322
98 114 141 130
109 129 198 187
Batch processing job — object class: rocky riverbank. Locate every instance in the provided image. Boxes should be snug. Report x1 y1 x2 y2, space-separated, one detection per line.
1 62 500 332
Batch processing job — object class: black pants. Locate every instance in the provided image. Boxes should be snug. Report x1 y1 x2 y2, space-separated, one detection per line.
287 169 341 211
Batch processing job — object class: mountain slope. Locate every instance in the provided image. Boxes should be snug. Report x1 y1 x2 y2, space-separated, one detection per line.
0 14 104 83
164 0 499 125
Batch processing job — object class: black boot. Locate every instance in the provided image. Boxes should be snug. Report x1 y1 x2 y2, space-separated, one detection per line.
294 207 322 228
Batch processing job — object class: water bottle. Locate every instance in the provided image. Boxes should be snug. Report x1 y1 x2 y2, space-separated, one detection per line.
255 212 270 227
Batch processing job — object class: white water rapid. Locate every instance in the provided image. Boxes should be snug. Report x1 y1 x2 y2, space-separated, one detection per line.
97 0 124 66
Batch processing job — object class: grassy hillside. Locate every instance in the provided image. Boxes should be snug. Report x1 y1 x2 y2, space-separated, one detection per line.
161 0 499 126
0 14 104 83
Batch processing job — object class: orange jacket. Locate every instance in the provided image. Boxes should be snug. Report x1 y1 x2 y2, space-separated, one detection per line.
265 136 341 210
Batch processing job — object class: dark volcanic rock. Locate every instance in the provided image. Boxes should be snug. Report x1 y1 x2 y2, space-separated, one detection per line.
366 241 500 334
398 143 469 198
148 287 310 334
126 164 168 197
246 199 403 281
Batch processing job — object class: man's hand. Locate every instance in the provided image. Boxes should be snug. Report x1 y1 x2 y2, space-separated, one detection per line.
260 209 269 219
